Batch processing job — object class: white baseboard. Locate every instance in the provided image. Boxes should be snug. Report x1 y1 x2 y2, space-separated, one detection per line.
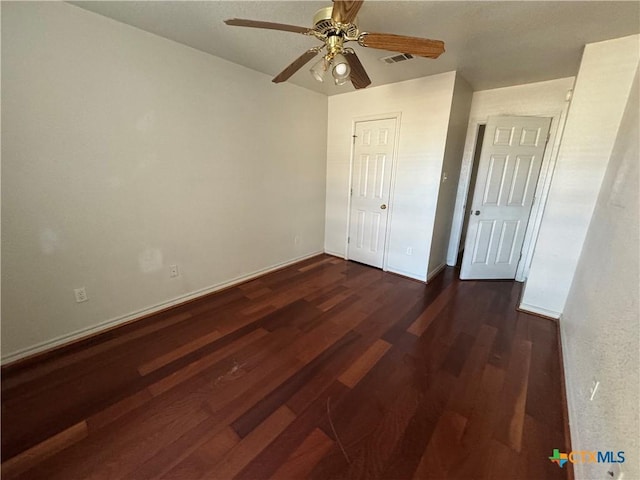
385 265 426 282
325 251 428 283
518 302 561 319
323 249 347 259
426 263 447 283
1 251 324 365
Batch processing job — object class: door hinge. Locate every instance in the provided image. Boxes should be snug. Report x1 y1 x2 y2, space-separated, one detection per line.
352 135 357 144
546 132 551 144
350 188 353 196
347 236 350 244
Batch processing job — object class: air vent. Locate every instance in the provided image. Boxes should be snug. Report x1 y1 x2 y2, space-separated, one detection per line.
379 53 414 64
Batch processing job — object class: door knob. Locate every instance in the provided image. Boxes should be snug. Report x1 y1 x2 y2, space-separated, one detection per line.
474 210 480 216
380 204 387 210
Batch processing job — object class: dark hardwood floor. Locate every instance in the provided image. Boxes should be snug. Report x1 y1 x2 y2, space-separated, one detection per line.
1 255 570 479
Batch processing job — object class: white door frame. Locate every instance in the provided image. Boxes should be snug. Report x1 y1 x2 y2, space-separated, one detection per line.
345 112 402 271
448 107 571 281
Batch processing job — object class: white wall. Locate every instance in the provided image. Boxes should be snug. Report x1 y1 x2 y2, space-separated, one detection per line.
447 77 575 275
1 2 328 362
560 68 638 480
521 35 639 317
325 72 457 281
427 74 472 277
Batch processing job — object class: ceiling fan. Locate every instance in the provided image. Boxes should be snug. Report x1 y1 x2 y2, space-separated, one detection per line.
224 0 445 89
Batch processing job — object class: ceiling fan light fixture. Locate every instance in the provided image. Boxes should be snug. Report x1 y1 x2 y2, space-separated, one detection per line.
331 53 351 82
310 56 329 82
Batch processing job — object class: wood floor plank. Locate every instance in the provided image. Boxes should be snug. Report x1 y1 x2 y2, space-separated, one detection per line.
86 388 153 431
2 311 231 451
286 336 372 415
1 422 88 480
206 405 296 480
1 256 571 480
185 288 248 317
407 280 458 336
202 331 305 414
441 331 476 377
524 317 565 431
494 338 533 452
132 422 241 480
1 312 193 395
1 360 144 461
242 286 272 300
485 292 521 369
450 363 508 479
412 410 467 479
159 427 240 480
381 271 454 345
137 329 223 375
344 383 423 479
517 414 567 480
460 363 506 448
304 284 346 304
317 290 357 312
309 335 428 479
146 327 269 397
380 369 454 480
484 439 521 480
259 299 323 332
82 341 293 479
15 333 298 478
231 330 359 438
337 338 391 388
268 428 333 480
244 269 345 315
236 381 350 480
294 319 355 365
354 287 425 342
34 399 212 479
447 324 498 418
297 256 336 272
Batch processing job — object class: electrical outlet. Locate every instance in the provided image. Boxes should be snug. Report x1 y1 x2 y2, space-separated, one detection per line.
406 247 413 255
74 287 88 303
170 265 179 278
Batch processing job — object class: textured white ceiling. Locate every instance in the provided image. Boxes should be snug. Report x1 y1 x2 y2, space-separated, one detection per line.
70 1 640 95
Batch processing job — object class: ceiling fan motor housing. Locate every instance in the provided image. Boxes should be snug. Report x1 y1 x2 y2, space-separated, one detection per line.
312 6 359 37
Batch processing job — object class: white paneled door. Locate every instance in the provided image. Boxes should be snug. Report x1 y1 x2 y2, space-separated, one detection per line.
348 118 397 268
460 115 552 280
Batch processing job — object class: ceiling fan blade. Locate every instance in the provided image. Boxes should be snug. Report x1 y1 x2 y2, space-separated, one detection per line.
331 0 364 24
344 50 371 89
224 18 312 35
359 32 445 58
273 49 320 83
